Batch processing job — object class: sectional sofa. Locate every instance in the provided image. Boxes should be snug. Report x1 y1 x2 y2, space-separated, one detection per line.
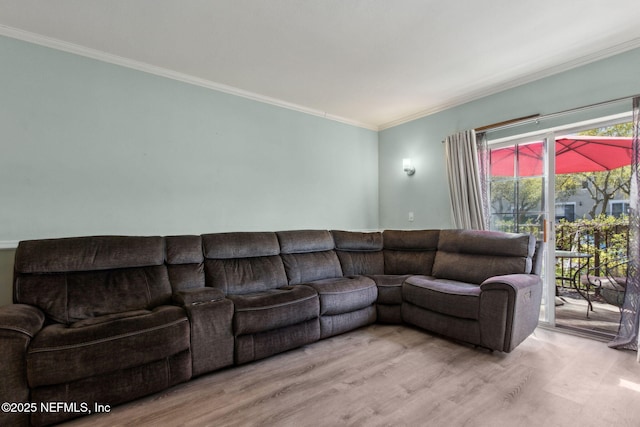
0 229 542 426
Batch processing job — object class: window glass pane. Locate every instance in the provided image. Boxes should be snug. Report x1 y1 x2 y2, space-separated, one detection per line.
516 142 544 177
490 213 516 233
517 177 544 213
490 179 516 216
489 142 545 240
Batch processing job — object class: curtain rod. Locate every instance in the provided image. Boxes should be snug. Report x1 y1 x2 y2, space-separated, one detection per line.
481 94 639 134
475 114 540 132
442 94 638 142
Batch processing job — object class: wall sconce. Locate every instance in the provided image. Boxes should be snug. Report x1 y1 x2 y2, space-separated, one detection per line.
403 158 415 176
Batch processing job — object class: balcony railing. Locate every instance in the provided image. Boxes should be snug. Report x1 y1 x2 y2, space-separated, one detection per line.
555 215 629 287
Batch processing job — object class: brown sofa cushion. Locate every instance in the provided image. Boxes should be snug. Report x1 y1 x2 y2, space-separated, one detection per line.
277 229 343 284
14 236 172 324
206 256 288 295
382 230 440 275
432 230 535 284
277 229 335 254
437 229 535 257
26 306 189 387
403 276 482 320
203 232 280 259
332 230 384 275
336 250 384 275
332 230 383 251
370 274 411 304
14 236 165 274
15 266 172 324
229 285 319 335
166 235 206 291
166 235 204 265
281 251 343 285
305 276 377 316
202 232 288 294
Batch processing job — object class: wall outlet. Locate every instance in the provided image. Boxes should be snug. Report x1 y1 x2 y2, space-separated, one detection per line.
408 212 414 222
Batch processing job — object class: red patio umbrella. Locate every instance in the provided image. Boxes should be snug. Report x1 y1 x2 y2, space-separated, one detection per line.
490 136 633 177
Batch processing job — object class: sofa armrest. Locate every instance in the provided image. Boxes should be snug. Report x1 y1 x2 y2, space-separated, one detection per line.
172 288 225 306
172 288 234 376
481 273 541 293
0 304 46 427
479 274 542 352
0 303 46 337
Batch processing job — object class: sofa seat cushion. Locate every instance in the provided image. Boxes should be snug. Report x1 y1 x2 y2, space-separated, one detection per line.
228 285 319 335
27 305 190 388
403 276 481 320
369 274 411 305
304 276 377 316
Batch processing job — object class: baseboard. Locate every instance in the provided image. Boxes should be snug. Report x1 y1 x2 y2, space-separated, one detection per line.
0 241 18 250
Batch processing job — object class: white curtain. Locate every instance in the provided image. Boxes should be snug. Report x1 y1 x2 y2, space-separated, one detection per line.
444 130 488 230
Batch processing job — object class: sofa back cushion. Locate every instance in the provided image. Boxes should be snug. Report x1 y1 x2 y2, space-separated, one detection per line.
382 230 440 275
165 235 205 291
202 232 288 295
277 230 343 285
432 229 536 284
14 236 170 324
331 230 384 275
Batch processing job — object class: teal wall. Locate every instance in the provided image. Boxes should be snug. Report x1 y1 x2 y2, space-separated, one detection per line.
2 34 640 307
379 47 640 230
0 35 379 305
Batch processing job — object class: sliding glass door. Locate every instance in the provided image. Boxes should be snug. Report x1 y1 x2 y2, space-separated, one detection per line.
488 115 632 333
489 136 555 324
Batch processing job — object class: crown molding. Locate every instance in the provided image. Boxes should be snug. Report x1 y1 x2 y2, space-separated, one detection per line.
3 24 639 134
378 37 640 131
0 25 378 131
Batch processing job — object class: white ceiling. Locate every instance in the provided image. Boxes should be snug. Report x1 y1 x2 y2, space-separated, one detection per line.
1 0 640 130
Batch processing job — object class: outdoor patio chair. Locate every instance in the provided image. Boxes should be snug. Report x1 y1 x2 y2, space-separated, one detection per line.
582 259 628 308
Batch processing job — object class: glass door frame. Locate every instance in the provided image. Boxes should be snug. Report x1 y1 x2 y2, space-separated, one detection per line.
542 133 555 326
487 134 555 325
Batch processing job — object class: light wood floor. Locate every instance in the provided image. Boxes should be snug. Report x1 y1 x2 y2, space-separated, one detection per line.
62 325 640 427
